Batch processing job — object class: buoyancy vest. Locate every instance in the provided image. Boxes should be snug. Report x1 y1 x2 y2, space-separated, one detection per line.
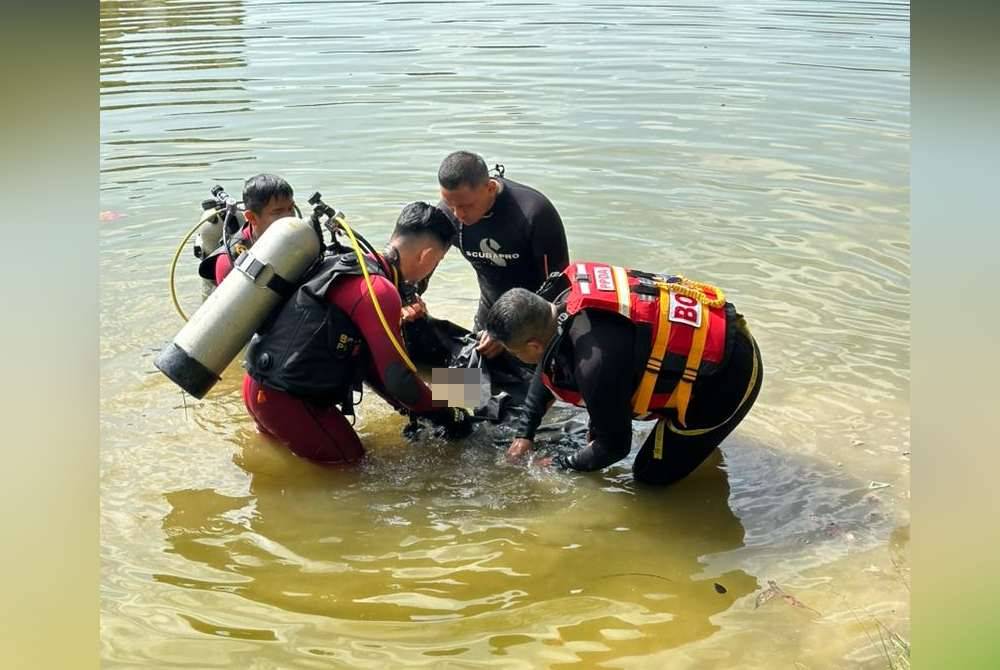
244 250 396 412
198 226 252 280
540 261 732 426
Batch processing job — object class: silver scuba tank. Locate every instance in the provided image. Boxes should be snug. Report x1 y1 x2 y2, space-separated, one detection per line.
156 215 322 398
194 210 224 260
194 208 224 300
195 204 248 300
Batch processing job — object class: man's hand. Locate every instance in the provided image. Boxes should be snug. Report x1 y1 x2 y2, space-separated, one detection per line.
401 295 427 323
476 330 505 359
506 437 534 462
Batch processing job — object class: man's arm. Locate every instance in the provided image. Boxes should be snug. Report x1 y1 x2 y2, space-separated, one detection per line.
338 276 435 413
505 365 557 461
516 365 555 441
555 311 635 471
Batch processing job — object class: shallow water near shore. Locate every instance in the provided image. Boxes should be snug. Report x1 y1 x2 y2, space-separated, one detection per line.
101 0 909 666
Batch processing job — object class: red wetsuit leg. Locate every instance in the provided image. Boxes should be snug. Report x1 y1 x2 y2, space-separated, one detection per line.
243 375 364 464
241 373 273 436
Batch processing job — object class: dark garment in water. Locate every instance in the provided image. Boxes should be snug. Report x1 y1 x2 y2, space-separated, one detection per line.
403 316 591 456
403 316 537 423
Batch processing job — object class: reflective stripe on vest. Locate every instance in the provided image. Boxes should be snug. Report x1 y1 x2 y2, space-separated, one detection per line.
611 265 631 318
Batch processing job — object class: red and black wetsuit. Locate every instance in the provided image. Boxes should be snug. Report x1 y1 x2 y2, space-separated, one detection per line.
439 177 569 330
242 251 446 463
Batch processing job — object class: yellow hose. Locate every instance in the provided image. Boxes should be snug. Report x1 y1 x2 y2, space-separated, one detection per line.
170 208 222 322
336 214 418 373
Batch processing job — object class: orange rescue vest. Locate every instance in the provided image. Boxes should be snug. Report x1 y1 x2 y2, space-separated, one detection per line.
541 261 729 426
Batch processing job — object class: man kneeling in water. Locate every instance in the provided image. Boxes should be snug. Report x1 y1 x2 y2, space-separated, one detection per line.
198 173 298 286
484 263 763 485
242 202 473 463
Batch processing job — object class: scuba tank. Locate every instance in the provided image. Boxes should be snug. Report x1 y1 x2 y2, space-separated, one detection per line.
193 185 246 261
156 215 323 398
193 185 247 299
193 198 224 261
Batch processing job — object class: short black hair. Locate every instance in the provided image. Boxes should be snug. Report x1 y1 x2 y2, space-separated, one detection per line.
438 151 490 190
243 174 293 214
392 202 455 248
486 288 555 347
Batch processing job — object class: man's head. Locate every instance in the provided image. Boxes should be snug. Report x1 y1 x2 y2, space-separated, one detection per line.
485 288 558 364
243 174 295 239
438 151 499 226
387 202 454 283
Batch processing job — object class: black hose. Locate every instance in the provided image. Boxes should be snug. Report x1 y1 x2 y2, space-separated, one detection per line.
221 205 239 264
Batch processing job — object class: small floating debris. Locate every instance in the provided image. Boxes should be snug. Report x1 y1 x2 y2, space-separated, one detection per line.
714 582 727 594
99 210 127 221
754 580 822 616
868 481 891 490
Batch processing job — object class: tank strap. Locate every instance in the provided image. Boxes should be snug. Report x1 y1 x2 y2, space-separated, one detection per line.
234 251 297 298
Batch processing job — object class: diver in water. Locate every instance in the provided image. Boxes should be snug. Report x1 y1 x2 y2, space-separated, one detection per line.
434 151 569 359
484 262 763 485
241 202 473 463
198 174 297 286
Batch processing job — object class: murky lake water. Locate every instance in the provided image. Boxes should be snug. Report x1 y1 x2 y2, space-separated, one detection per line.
100 0 910 666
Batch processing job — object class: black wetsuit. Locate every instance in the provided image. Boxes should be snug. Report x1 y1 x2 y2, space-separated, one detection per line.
519 307 763 485
439 177 569 330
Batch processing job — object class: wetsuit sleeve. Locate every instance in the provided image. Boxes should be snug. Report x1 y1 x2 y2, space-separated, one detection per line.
516 365 555 440
555 311 635 471
346 277 434 413
529 204 569 280
214 253 234 286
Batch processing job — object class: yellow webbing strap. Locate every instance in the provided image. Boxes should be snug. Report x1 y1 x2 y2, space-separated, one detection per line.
631 285 672 415
652 419 667 460
337 215 417 374
666 309 712 427
667 331 759 437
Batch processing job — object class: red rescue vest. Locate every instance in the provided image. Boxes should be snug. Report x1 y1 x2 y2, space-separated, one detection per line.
541 261 729 426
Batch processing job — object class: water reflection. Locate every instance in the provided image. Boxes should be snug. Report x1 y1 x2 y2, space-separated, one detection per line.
100 0 252 182
101 0 247 73
156 437 755 659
